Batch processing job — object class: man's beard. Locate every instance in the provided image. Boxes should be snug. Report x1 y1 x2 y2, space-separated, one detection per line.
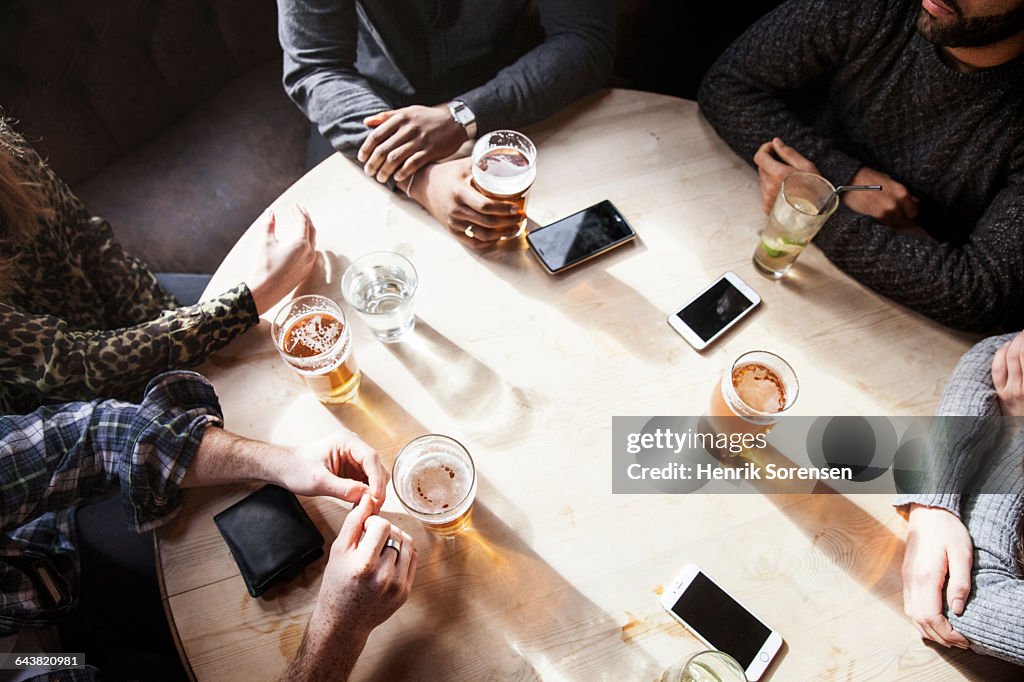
917 1 1024 48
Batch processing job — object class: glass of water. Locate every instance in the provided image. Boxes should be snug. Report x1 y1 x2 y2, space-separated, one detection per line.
341 251 418 343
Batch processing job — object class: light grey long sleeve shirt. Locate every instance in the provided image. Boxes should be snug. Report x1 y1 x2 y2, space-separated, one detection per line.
895 333 1024 667
277 0 616 160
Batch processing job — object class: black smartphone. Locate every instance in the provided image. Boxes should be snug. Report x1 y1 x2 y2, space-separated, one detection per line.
526 200 637 274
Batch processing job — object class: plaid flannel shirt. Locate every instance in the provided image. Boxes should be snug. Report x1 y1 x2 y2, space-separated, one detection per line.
0 371 222 681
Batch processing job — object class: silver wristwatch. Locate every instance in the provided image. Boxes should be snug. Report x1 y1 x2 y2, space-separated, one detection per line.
448 100 477 140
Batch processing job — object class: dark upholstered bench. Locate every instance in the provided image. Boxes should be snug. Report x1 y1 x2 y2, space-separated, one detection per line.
0 1 308 274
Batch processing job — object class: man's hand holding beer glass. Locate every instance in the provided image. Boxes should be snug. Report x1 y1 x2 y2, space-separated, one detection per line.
407 157 523 242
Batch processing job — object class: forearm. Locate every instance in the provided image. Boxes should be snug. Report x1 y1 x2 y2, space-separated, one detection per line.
281 612 368 682
949 572 1024 666
0 371 222 533
0 284 258 404
278 0 393 160
181 428 291 489
813 203 1024 331
893 335 1011 514
458 0 615 135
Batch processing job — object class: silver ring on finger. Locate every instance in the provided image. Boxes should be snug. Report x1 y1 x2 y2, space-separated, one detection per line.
382 537 401 556
464 225 476 239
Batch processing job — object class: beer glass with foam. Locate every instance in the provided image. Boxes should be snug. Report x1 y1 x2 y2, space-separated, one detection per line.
471 130 536 239
392 434 477 535
706 351 798 456
271 295 361 403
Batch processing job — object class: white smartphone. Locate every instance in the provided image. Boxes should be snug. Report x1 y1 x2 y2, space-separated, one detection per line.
667 272 760 351
660 564 783 681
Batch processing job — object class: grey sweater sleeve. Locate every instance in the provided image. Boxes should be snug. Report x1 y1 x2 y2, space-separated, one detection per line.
946 457 1024 667
949 523 1024 666
457 0 616 136
893 333 1012 514
697 0 882 185
278 0 393 160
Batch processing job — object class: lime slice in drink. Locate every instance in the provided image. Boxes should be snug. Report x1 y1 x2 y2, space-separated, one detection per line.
761 242 785 258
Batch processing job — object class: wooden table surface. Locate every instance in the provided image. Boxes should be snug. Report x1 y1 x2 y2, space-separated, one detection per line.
155 89 1015 681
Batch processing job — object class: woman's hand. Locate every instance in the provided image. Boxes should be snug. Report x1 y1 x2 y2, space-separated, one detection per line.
902 504 973 648
992 331 1024 416
246 206 318 315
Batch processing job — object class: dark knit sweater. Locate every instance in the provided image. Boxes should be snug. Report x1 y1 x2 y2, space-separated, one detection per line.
698 0 1024 332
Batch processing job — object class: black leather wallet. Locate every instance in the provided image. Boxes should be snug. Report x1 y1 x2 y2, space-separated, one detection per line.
213 484 325 598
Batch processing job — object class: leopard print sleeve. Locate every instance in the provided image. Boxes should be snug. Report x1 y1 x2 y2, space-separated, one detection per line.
0 283 258 411
76 215 181 326
17 125 180 325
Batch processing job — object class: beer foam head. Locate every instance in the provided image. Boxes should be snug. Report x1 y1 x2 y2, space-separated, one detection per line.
394 435 477 525
732 362 787 413
402 453 472 513
285 314 342 356
472 148 536 197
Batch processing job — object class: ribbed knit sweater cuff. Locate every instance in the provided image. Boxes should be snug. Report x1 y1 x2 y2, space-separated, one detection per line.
893 493 961 517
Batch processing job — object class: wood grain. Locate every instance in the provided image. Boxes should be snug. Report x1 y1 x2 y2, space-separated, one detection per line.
156 90 1011 681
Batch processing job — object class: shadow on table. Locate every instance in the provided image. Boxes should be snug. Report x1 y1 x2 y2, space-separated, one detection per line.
324 373 433 455
294 249 350 299
731 437 1023 679
384 318 503 420
356 478 664 681
926 642 1024 680
375 175 674 368
756 254 980 406
460 223 673 368
382 319 547 450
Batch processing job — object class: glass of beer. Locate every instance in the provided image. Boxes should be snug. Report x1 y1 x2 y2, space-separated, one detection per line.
471 130 536 239
753 171 839 279
392 434 477 536
661 651 746 682
707 351 798 454
271 295 361 404
342 251 418 343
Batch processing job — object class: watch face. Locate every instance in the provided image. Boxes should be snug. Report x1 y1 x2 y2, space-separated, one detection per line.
451 103 473 125
450 101 476 137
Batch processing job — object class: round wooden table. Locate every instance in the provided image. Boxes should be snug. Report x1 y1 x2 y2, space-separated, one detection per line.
155 89 1014 681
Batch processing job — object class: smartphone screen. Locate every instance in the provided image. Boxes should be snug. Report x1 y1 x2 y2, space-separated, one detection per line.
675 278 757 343
670 571 771 670
527 200 635 273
